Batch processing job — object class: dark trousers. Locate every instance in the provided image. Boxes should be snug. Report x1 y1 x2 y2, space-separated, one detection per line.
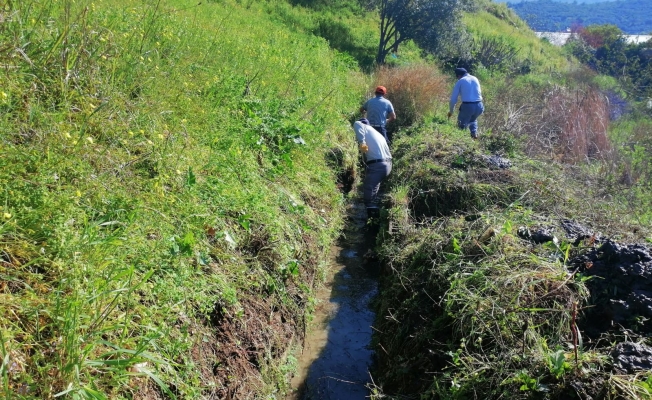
371 125 391 144
364 161 392 211
457 102 484 138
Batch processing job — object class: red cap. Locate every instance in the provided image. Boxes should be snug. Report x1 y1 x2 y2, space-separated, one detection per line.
375 86 387 95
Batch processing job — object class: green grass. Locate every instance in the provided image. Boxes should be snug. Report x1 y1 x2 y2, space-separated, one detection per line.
0 0 365 398
369 113 652 399
463 5 573 74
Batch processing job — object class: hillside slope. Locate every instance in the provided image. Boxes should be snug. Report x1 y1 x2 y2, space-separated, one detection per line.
0 0 366 398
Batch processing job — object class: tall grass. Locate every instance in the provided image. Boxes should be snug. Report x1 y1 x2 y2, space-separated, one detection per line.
373 64 449 129
371 116 650 399
483 74 611 163
0 0 364 397
463 8 572 74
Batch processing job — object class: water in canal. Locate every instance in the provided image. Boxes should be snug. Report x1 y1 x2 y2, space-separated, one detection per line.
286 202 379 400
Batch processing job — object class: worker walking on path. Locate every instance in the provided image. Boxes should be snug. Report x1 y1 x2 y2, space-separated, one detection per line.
448 67 484 139
352 119 392 220
360 86 396 145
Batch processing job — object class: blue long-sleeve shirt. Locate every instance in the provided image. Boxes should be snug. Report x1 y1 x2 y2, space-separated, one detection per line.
449 74 483 113
353 121 392 162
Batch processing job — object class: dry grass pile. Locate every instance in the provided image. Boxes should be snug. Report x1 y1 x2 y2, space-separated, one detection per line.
374 64 448 128
372 212 597 399
542 86 611 162
484 75 611 163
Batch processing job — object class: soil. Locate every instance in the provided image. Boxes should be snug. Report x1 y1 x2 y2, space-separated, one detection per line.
571 239 652 339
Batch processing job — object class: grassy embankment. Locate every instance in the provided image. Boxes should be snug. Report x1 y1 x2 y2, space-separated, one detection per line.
0 0 375 398
368 3 652 399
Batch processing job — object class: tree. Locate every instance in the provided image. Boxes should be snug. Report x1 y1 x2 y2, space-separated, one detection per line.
374 0 462 65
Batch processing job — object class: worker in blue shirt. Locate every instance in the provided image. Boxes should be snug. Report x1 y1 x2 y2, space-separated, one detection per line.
448 68 484 139
360 86 396 145
352 118 392 220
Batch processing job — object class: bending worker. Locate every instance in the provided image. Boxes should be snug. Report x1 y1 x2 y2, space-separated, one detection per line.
448 67 484 139
352 118 392 220
360 86 396 144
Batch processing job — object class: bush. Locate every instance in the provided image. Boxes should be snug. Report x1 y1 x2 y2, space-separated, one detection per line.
483 74 612 163
374 64 448 129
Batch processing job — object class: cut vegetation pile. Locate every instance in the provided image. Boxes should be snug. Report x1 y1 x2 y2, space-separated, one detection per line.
370 109 652 398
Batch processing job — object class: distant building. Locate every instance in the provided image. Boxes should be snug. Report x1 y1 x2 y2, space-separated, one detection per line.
535 32 652 46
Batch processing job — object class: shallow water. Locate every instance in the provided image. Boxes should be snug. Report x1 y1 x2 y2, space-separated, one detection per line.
286 203 378 400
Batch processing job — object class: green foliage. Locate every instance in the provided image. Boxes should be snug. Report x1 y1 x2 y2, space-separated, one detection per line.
461 10 571 74
565 25 652 99
0 0 362 397
547 349 572 379
474 36 520 69
373 0 463 64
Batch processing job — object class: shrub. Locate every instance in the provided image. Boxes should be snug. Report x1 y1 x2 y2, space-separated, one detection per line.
374 64 448 129
483 75 611 163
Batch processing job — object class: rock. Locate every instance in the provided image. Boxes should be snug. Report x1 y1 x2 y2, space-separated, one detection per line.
571 240 652 337
560 219 599 245
611 342 652 373
482 154 512 169
517 226 556 244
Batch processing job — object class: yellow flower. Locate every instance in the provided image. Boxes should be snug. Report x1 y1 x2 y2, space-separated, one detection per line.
1 92 7 99
3 213 11 219
63 132 72 139
157 134 164 140
128 131 134 136
76 190 82 197
86 137 94 144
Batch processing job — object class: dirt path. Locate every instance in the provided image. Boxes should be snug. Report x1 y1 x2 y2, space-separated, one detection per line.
286 201 379 399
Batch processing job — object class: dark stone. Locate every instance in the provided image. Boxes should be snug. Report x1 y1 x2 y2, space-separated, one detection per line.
611 342 652 373
517 226 555 244
482 154 512 169
571 240 652 337
560 219 598 245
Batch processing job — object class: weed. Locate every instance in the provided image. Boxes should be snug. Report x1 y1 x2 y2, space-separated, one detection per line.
373 64 448 129
0 0 361 397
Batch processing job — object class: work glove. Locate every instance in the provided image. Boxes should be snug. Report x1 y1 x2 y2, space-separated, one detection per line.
359 142 369 153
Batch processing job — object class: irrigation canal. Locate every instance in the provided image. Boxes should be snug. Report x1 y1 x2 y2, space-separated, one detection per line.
286 201 379 399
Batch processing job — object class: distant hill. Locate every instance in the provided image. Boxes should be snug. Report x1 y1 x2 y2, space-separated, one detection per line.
496 0 616 3
505 0 652 34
